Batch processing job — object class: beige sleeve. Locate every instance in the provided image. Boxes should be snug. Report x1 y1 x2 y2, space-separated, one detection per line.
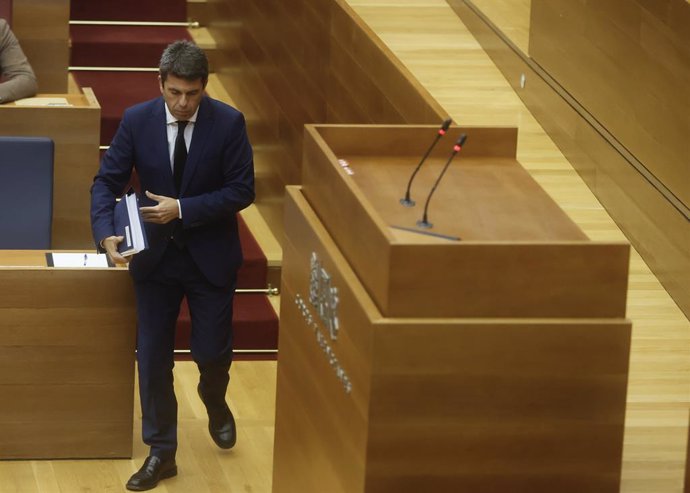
0 19 38 103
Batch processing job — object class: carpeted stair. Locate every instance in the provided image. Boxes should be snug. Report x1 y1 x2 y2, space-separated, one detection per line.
70 0 187 23
72 71 161 146
70 25 192 68
69 0 278 357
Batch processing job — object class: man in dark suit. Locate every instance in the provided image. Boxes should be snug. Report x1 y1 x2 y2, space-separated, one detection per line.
91 40 254 491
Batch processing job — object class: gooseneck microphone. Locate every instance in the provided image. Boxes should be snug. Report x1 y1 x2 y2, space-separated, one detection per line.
400 118 452 207
417 133 467 229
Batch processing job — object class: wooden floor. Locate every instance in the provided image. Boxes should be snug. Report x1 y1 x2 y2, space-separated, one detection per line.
0 361 277 493
2 1 689 492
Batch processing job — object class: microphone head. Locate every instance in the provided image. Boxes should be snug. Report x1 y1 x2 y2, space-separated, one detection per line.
438 118 453 136
453 134 467 152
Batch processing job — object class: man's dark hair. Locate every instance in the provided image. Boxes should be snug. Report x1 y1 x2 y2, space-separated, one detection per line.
159 40 209 86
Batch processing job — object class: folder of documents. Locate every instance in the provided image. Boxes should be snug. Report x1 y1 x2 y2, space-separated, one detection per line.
115 190 148 256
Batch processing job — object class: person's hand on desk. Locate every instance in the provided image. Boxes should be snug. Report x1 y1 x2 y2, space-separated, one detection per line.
139 190 180 224
102 235 129 264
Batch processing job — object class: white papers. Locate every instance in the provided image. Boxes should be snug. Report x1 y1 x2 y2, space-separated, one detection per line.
51 253 110 268
14 97 72 107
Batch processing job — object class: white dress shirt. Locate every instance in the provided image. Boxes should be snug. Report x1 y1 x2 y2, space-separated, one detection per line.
164 104 199 219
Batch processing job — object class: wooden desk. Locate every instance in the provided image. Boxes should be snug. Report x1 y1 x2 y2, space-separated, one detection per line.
0 91 101 248
0 250 136 459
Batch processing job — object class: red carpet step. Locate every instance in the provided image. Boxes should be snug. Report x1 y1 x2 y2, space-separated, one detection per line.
70 25 191 68
71 0 187 23
73 71 161 146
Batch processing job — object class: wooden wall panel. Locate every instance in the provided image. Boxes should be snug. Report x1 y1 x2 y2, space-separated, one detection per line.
329 36 403 124
210 0 446 189
686 411 690 493
11 0 69 93
328 1 446 125
529 0 690 210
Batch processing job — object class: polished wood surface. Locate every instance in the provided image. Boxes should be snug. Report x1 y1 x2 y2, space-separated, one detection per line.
0 251 135 459
275 189 374 493
10 0 69 93
0 359 277 491
301 124 629 319
469 0 531 53
209 0 445 192
328 1 446 125
686 412 690 493
275 185 631 492
0 90 101 248
530 0 690 210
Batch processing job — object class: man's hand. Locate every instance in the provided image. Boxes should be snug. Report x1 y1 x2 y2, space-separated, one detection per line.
102 235 129 264
139 190 180 224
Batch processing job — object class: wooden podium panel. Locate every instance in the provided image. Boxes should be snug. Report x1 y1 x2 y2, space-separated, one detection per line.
274 187 631 492
301 124 630 318
0 251 136 459
0 91 101 248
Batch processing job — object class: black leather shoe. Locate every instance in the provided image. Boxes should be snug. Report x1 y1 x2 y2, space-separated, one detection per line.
126 456 177 491
198 384 237 449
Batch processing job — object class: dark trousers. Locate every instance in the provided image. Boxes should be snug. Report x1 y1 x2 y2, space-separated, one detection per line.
133 243 236 460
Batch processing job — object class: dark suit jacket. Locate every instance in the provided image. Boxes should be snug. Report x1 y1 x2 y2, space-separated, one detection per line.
91 95 255 287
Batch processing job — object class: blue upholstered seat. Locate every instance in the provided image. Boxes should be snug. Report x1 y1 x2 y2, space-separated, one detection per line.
0 136 54 248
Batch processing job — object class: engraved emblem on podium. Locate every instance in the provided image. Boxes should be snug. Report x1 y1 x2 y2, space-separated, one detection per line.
309 252 340 341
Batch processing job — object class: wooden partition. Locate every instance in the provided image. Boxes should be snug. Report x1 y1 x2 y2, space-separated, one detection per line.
273 125 632 492
0 90 101 248
209 0 446 187
0 251 136 459
686 412 690 493
530 0 690 210
327 2 446 126
10 0 69 93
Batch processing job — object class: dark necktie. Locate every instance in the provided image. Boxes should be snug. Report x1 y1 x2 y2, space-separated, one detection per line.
173 120 188 194
172 121 188 248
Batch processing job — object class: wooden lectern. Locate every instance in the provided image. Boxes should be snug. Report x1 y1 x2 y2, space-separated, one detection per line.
273 125 632 492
